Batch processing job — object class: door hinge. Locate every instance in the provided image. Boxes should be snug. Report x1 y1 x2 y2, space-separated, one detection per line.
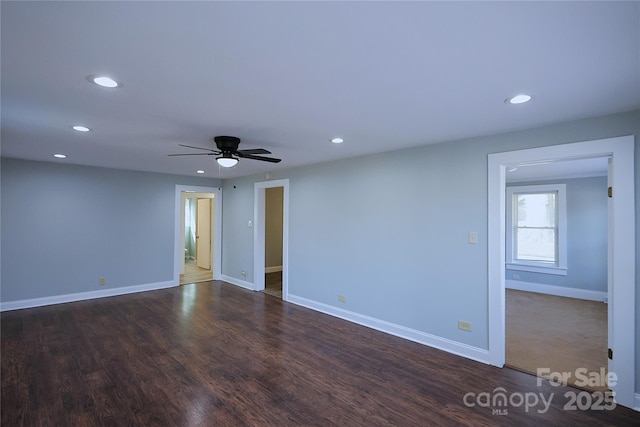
608 348 613 360
608 186 613 198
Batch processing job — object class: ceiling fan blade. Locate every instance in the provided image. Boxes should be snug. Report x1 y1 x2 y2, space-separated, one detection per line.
178 144 217 152
237 148 272 155
168 153 214 156
238 154 282 163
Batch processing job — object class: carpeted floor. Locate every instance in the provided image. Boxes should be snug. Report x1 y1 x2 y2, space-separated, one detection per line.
506 289 608 391
264 271 282 298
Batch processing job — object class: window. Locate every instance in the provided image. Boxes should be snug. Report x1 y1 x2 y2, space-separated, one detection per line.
506 184 567 275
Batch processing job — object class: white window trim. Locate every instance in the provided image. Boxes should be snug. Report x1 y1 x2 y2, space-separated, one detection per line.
506 184 567 276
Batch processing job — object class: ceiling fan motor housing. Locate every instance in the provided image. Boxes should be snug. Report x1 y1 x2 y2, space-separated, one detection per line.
214 136 241 153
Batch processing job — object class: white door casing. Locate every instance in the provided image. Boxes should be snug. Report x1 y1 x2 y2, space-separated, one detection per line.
254 179 289 300
488 135 635 409
174 185 222 284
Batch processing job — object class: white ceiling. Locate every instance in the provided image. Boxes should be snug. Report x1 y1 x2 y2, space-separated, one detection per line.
1 1 638 179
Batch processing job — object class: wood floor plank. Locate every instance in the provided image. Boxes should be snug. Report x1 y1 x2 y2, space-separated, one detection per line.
2 281 639 426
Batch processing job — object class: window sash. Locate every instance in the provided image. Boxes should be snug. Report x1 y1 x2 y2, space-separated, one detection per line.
514 226 557 263
505 183 567 274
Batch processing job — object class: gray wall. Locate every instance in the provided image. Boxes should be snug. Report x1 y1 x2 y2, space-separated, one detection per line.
506 176 608 291
0 159 220 301
220 109 640 390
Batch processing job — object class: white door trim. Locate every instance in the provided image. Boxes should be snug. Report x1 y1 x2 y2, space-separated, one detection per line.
174 185 222 283
488 135 635 409
254 179 289 300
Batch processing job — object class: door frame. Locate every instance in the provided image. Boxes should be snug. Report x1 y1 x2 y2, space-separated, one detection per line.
174 185 222 284
254 179 289 300
487 135 635 408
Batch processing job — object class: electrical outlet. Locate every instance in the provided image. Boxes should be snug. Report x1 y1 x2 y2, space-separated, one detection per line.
338 294 346 303
458 321 472 332
99 277 106 286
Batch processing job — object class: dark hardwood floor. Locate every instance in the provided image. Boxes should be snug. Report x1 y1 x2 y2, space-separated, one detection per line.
2 281 639 426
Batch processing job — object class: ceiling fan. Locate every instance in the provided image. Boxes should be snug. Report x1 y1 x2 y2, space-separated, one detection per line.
169 136 281 168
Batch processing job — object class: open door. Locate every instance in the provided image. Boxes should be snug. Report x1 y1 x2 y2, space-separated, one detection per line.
196 198 211 270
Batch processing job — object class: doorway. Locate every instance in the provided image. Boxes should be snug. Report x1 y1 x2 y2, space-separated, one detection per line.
253 179 289 301
263 187 284 298
487 135 636 408
180 195 214 285
504 160 609 391
174 185 222 286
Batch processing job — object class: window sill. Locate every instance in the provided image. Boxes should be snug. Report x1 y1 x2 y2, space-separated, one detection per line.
506 263 568 276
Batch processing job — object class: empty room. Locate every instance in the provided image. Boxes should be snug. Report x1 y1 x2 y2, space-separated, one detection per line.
1 1 639 425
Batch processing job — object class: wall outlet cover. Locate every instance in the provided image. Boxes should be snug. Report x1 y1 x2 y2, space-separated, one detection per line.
458 320 472 332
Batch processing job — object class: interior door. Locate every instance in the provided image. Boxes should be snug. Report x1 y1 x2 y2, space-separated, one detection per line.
196 198 211 270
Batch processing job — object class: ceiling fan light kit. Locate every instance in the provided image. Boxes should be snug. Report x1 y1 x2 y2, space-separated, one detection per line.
217 155 239 168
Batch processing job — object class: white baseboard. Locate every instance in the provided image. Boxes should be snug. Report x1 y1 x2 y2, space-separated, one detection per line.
220 275 255 291
0 280 177 312
506 280 607 302
635 393 640 412
265 265 283 273
287 294 490 365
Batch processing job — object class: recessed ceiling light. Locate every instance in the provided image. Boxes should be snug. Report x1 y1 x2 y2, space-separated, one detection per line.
506 94 532 104
90 75 120 88
196 170 205 174
72 125 91 132
331 137 344 144
53 154 67 159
